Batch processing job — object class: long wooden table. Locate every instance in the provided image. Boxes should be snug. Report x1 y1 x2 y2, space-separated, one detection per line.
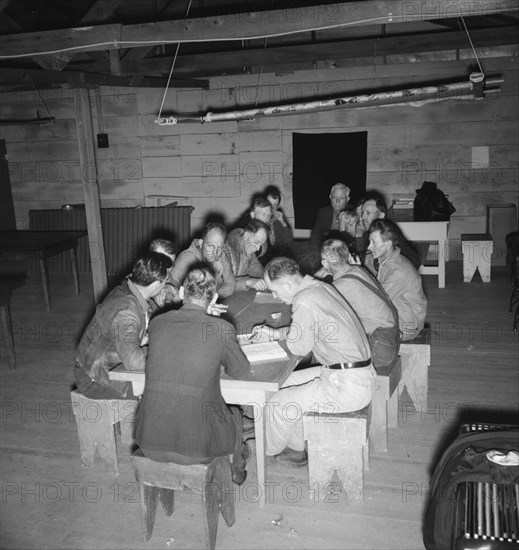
110 290 299 507
0 230 87 310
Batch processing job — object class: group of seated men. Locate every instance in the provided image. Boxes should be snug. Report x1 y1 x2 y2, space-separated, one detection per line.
74 183 427 480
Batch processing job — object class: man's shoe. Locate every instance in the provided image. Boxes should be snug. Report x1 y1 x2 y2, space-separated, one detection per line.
242 420 255 440
231 442 251 486
232 467 248 486
274 448 308 468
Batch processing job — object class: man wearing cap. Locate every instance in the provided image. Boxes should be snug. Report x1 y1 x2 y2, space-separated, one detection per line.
251 257 374 467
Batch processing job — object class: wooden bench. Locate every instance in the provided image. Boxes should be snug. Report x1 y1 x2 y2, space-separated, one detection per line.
70 390 138 475
303 405 370 503
131 449 235 549
371 356 402 452
462 233 493 283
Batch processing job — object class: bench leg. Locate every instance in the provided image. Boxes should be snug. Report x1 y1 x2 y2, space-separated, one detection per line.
202 480 220 550
118 400 138 445
478 261 491 283
399 345 430 412
140 483 159 543
336 447 365 504
159 488 174 516
370 378 389 452
73 398 119 475
214 457 235 527
0 303 16 370
387 389 399 429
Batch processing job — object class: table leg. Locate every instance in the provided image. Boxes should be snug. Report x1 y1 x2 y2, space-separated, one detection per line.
39 258 51 310
252 401 268 507
69 247 80 295
0 303 16 370
438 238 446 288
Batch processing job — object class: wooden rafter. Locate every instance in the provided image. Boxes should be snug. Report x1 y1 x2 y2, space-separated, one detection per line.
0 67 209 89
1 0 517 59
120 25 519 77
35 0 123 71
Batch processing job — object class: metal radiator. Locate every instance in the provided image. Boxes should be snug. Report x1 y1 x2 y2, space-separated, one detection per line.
454 423 519 549
29 206 193 278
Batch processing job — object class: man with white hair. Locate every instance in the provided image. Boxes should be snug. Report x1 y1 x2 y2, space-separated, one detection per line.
311 183 350 242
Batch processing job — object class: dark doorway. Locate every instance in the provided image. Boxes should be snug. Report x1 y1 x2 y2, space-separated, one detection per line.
292 131 367 229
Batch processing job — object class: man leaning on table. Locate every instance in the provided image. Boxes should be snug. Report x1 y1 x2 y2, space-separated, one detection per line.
74 252 172 400
251 257 375 467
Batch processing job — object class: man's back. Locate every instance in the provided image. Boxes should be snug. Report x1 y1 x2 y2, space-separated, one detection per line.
287 276 371 365
333 265 394 335
75 280 147 394
135 303 249 459
378 248 427 339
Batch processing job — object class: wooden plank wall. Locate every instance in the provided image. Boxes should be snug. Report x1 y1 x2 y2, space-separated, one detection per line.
1 54 517 251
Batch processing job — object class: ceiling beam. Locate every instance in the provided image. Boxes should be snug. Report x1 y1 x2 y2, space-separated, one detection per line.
0 67 209 88
1 0 517 59
120 0 177 69
121 25 519 77
35 0 123 71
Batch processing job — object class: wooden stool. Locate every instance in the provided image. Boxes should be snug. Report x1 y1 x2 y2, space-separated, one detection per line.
461 233 493 282
131 449 235 549
70 390 138 475
371 357 402 452
399 343 430 413
303 406 370 503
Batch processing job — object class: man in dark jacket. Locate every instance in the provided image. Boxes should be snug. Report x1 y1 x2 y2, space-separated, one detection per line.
135 267 251 484
310 183 350 242
75 252 172 399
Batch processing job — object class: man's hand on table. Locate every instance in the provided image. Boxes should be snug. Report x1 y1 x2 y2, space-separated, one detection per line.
207 293 229 317
246 278 267 291
250 324 288 342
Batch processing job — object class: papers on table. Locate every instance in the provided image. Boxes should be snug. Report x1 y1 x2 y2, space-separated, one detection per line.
238 335 288 362
253 292 281 304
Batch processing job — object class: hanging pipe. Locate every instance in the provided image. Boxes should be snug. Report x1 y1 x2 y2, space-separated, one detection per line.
155 73 500 125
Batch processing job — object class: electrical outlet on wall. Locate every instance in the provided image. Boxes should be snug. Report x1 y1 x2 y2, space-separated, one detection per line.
97 133 109 148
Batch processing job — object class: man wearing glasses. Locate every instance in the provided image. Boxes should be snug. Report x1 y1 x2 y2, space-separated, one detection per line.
170 222 236 299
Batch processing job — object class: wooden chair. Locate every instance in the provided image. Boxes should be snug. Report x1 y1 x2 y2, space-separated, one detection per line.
70 390 137 475
303 405 370 503
131 449 235 549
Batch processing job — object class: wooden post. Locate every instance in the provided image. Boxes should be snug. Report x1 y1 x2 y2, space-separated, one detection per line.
73 87 107 303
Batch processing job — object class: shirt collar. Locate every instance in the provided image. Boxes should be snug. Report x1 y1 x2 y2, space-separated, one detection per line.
332 264 353 281
181 302 208 313
379 246 401 265
298 274 317 291
127 278 149 313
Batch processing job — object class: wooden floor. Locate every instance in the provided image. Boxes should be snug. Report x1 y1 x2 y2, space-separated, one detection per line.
1 261 518 550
